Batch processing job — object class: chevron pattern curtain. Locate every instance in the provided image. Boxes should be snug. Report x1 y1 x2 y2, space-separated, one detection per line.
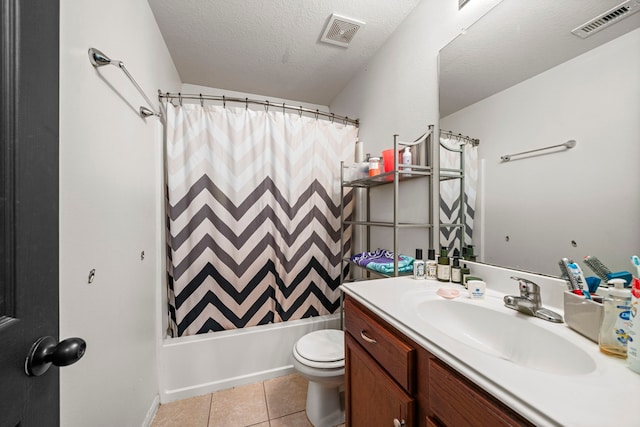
440 135 478 254
165 103 357 337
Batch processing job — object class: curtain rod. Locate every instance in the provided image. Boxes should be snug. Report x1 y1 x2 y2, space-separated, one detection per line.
439 129 480 146
158 92 359 127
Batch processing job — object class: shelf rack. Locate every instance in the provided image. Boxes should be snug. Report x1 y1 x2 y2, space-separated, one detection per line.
339 134 434 284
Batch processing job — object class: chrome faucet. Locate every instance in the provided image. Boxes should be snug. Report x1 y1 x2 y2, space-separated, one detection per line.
503 276 563 323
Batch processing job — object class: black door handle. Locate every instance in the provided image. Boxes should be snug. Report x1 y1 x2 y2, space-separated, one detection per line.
25 336 87 376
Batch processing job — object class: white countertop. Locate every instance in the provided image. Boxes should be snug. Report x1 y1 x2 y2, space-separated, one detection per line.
341 272 640 427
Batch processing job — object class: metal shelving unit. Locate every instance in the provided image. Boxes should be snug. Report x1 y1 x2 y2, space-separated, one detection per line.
339 134 434 285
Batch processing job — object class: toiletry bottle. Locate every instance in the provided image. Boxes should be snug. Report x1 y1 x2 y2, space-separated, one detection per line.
426 249 438 280
437 247 451 282
368 157 380 176
598 279 631 358
627 278 640 373
401 147 412 176
451 257 461 284
461 263 471 288
413 249 426 280
464 245 477 262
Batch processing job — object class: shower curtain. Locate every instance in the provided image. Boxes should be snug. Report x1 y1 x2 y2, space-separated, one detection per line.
165 103 357 337
440 134 478 254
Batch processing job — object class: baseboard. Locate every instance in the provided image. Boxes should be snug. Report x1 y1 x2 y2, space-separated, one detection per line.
142 394 160 427
161 365 296 403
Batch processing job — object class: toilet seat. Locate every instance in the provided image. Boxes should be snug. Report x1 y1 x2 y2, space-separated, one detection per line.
294 329 344 369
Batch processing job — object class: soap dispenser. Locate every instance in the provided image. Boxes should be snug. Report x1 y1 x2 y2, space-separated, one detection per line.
598 278 631 358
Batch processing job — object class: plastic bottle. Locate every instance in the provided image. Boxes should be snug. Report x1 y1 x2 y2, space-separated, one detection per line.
426 249 438 280
413 249 425 280
628 277 640 373
401 147 412 176
368 157 380 176
437 247 451 282
451 257 461 284
598 279 631 358
461 263 471 288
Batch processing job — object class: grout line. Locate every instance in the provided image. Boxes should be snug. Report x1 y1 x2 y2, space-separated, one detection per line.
262 380 272 421
206 392 213 427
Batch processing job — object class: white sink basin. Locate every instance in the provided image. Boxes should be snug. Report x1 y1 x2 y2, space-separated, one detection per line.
416 299 596 375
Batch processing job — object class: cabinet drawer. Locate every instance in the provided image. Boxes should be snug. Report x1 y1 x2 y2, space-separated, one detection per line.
428 359 531 427
344 297 415 393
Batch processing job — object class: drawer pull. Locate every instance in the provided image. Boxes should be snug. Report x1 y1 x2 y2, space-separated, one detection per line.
360 330 377 344
393 418 406 427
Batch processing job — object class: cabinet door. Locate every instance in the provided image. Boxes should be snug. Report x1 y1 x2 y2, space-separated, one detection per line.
428 359 531 426
346 333 414 427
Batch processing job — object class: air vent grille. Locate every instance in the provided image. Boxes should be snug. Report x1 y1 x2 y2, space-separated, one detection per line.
320 14 365 48
571 0 640 38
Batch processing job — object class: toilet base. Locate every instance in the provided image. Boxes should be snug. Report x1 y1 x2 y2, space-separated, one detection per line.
305 381 345 427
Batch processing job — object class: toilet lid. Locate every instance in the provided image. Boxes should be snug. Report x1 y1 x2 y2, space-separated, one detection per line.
295 329 344 363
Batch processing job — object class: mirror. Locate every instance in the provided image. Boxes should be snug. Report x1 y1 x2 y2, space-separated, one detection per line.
439 0 640 277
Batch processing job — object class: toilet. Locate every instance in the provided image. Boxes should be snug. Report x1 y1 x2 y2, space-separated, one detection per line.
292 329 345 427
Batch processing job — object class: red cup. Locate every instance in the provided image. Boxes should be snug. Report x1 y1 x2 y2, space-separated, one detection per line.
382 149 395 173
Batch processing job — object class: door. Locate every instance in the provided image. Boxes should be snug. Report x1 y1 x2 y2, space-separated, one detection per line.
1 1 61 426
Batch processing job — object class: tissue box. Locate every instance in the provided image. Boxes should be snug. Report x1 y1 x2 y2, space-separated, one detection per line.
563 291 603 343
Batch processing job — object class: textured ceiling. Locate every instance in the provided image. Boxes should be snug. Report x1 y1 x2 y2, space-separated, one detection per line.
439 0 640 117
147 0 420 105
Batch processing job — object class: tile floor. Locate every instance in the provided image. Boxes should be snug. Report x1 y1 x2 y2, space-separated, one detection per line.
151 373 345 427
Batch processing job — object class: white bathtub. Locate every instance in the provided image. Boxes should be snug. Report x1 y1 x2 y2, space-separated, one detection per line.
156 314 341 403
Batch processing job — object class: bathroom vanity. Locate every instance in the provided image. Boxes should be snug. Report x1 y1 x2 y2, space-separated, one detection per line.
341 263 639 427
344 296 530 426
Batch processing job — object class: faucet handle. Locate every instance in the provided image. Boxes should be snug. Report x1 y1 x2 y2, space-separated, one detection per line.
510 276 540 297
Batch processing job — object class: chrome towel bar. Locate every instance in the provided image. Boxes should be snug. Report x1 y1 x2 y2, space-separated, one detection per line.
88 48 159 119
501 139 576 162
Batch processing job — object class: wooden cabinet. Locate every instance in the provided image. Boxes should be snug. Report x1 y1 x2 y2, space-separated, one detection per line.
345 333 414 427
344 295 533 427
344 297 415 426
427 358 529 427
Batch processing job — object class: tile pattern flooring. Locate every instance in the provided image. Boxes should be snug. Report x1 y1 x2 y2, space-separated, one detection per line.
151 373 345 427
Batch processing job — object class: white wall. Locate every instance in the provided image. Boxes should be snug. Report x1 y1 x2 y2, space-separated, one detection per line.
59 1 181 426
329 0 501 256
441 28 640 276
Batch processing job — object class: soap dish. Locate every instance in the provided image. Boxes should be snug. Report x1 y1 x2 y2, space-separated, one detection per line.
437 287 460 299
563 291 603 343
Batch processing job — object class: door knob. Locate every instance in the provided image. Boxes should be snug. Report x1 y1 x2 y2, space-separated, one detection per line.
25 336 86 376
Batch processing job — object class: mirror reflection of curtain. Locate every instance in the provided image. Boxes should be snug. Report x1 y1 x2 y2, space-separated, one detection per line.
439 135 478 255
164 103 357 337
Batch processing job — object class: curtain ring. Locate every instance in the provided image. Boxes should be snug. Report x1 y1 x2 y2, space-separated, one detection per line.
265 100 269 112
245 98 248 110
178 92 183 106
315 109 319 120
299 106 303 118
344 116 348 125
330 113 335 123
199 93 204 108
282 103 286 115
223 95 226 109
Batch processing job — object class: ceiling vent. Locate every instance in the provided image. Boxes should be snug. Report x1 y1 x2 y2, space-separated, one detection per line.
320 14 365 48
571 0 640 38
